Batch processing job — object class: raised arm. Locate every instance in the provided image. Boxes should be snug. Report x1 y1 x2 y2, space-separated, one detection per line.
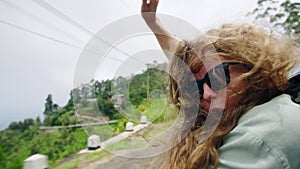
141 0 180 59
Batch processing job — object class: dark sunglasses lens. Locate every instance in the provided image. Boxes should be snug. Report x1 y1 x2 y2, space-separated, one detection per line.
207 64 229 90
183 80 202 98
196 80 204 96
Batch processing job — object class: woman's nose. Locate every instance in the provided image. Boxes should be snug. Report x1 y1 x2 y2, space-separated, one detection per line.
202 83 217 100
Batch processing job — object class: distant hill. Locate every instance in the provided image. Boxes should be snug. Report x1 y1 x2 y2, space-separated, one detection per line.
0 62 169 169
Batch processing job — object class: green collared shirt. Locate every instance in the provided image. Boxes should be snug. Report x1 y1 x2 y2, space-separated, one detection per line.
218 94 300 169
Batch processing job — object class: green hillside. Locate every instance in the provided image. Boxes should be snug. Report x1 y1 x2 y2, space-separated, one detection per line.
0 63 169 169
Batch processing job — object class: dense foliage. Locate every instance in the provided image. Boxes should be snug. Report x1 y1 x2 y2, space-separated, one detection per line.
128 63 168 107
252 0 300 37
0 63 168 169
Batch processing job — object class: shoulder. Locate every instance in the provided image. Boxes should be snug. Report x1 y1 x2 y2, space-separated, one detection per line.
218 130 288 169
218 94 300 169
236 94 300 145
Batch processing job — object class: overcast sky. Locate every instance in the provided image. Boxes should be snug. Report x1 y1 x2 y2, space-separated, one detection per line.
0 0 259 130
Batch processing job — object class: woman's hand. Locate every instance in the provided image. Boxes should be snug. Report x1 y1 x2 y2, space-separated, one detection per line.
141 0 159 23
141 0 179 60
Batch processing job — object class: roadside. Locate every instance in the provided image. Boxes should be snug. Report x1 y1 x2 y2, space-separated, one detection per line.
78 122 151 155
54 120 177 169
81 121 177 169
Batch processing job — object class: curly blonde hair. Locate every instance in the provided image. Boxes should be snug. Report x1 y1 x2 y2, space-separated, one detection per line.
158 23 300 169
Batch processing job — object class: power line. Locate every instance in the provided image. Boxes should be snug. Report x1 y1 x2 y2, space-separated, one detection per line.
0 0 155 70
31 0 142 64
0 19 80 49
0 19 124 62
0 0 125 62
0 0 84 45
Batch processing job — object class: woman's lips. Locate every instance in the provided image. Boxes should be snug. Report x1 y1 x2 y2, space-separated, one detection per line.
200 99 210 111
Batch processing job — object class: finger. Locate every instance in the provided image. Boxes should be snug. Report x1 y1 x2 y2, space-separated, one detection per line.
142 0 147 5
151 0 159 9
141 0 148 12
150 0 156 5
154 0 159 8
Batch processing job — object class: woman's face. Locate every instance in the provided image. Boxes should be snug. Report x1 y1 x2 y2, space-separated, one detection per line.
193 55 249 111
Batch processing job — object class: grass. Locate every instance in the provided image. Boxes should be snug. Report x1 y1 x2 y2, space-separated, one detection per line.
105 136 148 152
77 102 98 114
141 96 178 124
52 150 110 169
83 125 115 141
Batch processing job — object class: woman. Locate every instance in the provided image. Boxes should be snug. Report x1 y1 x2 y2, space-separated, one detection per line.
141 0 300 169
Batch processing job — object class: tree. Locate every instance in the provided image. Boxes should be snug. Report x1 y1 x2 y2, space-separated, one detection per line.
65 92 75 111
8 118 35 132
71 88 81 105
94 81 102 95
36 116 41 125
81 85 90 99
43 94 54 115
0 147 6 168
252 0 300 37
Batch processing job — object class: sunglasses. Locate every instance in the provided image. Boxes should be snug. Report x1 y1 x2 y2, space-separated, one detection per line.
195 62 242 96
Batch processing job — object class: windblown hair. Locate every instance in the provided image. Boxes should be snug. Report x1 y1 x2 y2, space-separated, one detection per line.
158 23 300 169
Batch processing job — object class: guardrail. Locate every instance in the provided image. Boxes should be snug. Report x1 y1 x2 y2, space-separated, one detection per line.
39 120 117 130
